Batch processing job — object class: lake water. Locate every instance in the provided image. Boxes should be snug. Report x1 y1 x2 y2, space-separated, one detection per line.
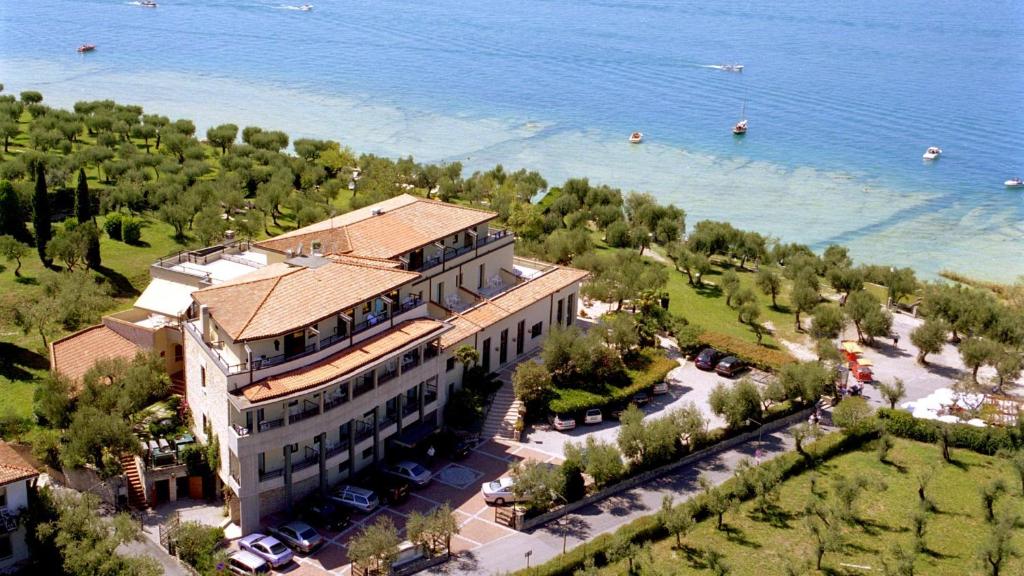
1 0 1022 280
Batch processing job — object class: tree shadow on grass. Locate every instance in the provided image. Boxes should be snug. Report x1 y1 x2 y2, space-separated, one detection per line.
854 516 895 536
693 284 723 300
679 544 707 568
721 524 761 549
96 265 140 298
14 276 38 286
748 503 795 529
0 342 48 381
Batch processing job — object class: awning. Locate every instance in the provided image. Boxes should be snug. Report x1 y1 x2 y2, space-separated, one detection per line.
134 278 197 318
389 418 438 450
856 358 874 367
841 341 863 354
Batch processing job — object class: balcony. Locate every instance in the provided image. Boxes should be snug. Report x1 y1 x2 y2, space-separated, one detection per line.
292 453 320 473
355 424 374 443
258 418 285 433
402 400 420 418
259 468 284 482
288 406 321 425
353 309 391 336
475 229 511 250
326 440 350 460
324 393 349 412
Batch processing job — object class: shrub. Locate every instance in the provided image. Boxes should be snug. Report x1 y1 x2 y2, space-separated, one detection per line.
121 217 142 244
708 378 762 429
103 212 123 240
698 331 795 372
174 522 224 575
832 397 874 433
547 348 675 415
877 409 1022 454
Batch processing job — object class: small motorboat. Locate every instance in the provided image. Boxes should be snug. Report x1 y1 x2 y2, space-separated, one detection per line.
77 44 96 53
923 146 942 160
722 64 744 73
1005 178 1023 188
629 131 643 144
298 3 313 10
732 119 748 135
140 0 157 7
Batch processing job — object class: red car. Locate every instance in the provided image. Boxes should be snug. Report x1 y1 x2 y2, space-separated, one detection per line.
849 358 874 383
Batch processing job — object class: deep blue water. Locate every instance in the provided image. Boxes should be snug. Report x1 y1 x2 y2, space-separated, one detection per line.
1 0 1022 280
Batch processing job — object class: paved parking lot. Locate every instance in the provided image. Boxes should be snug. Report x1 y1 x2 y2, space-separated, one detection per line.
251 440 563 576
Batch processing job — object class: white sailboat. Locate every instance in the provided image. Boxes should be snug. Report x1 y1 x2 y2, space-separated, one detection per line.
732 101 747 135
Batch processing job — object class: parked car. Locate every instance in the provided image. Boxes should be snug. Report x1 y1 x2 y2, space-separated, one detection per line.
695 348 724 371
551 413 576 431
226 550 270 575
652 381 669 395
238 533 293 568
631 391 651 406
481 476 523 505
451 434 480 460
583 408 603 425
383 460 433 487
299 497 352 532
371 472 411 505
715 356 747 377
330 485 380 513
269 521 322 554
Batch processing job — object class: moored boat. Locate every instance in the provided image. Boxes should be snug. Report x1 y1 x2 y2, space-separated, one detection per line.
1005 178 1023 188
77 44 96 53
732 101 747 135
629 131 643 144
923 146 942 160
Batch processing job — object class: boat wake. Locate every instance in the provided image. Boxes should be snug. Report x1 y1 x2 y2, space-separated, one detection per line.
703 64 744 72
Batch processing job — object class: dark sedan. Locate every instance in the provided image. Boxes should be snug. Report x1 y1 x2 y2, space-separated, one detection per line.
695 348 724 371
715 356 747 377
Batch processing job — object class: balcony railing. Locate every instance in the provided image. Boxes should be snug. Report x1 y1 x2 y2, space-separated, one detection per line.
324 394 349 412
475 229 511 250
326 440 350 460
292 454 319 473
353 309 390 335
258 418 285 433
355 424 374 443
402 401 420 418
353 378 375 398
259 468 284 482
288 406 321 425
379 413 397 429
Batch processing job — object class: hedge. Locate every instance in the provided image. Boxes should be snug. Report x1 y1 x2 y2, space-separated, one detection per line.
698 331 795 372
513 428 874 576
103 212 123 240
547 350 677 415
878 409 1023 455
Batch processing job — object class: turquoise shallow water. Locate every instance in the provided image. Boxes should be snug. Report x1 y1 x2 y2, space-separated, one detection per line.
1 0 1022 280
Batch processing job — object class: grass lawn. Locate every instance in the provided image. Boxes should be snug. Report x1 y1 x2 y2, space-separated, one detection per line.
597 438 1024 575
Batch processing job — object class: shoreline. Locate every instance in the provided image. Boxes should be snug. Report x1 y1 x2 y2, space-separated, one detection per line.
1 59 1020 283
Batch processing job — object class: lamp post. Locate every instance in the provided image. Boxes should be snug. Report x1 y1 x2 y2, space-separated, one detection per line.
550 490 570 553
746 418 763 462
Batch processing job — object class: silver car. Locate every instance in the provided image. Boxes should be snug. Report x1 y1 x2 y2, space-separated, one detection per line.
481 476 524 505
384 460 432 486
270 521 322 554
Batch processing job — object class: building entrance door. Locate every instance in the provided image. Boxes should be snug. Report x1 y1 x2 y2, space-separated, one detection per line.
499 329 508 365
284 331 305 358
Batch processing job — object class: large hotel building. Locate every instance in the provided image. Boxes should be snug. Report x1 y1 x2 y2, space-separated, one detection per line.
52 194 585 533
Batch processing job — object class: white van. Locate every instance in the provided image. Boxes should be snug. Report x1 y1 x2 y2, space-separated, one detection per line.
227 550 270 575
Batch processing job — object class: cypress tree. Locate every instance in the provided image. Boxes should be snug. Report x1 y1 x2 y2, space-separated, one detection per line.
0 179 29 242
32 164 52 267
75 169 101 269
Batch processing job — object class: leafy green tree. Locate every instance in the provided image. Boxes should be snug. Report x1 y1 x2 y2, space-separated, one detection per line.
32 163 52 267
791 422 823 457
910 318 948 364
878 378 906 409
699 475 734 530
977 507 1017 576
33 372 74 428
791 276 820 332
565 436 625 488
20 90 43 104
777 361 832 405
348 516 400 575
846 290 891 343
756 267 783 308
35 490 161 576
0 180 29 241
406 503 459 556
810 304 845 340
205 123 238 154
174 522 226 574
805 511 844 571
0 121 19 153
617 404 647 463
993 350 1023 394
511 460 564 512
960 337 1000 382
604 219 630 247
822 244 852 271
74 170 101 269
0 234 29 276
659 495 695 549
708 378 762 429
832 397 874 432
828 266 864 301
61 406 139 477
721 269 740 307
735 457 783 514
978 479 1006 524
512 361 551 407
886 267 918 306
192 205 226 246
46 223 92 271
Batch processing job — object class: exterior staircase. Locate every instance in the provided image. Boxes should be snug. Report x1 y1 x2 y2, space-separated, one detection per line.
169 371 186 397
481 383 521 441
120 453 148 509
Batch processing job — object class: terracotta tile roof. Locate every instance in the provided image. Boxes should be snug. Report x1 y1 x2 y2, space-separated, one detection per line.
0 443 37 486
440 267 589 348
255 194 497 260
192 260 420 342
237 319 447 403
50 324 142 383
